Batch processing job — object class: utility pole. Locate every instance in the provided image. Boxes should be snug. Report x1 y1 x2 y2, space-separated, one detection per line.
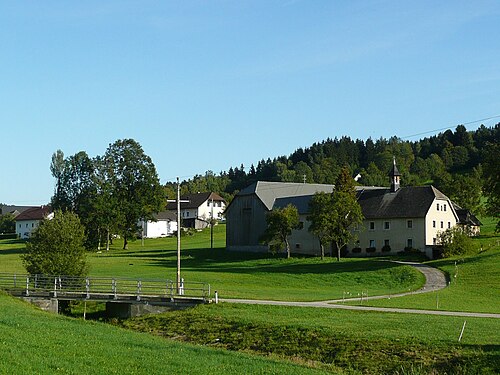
167 177 189 294
210 198 214 250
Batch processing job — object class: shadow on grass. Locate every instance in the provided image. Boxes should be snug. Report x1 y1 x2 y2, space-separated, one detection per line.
0 247 25 255
138 247 404 275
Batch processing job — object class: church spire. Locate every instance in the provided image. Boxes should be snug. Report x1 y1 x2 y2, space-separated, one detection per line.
389 156 401 192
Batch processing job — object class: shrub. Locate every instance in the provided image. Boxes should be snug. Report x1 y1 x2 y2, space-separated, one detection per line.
381 244 391 252
437 227 478 258
351 247 362 253
366 247 376 253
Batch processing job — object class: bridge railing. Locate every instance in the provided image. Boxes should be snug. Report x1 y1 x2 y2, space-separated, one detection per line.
0 273 210 301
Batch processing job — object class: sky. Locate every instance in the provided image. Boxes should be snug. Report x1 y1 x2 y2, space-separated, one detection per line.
1 1 499 205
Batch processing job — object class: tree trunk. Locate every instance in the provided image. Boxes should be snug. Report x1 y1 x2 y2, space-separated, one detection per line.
285 238 291 259
106 228 110 251
123 235 128 250
336 242 341 262
320 239 324 260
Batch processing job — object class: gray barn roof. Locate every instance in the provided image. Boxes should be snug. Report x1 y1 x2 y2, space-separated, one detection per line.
271 185 455 220
238 181 336 210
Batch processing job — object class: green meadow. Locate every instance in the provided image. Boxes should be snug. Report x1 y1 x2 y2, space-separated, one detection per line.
0 292 327 375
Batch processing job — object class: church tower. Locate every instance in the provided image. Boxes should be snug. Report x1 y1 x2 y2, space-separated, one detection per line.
389 157 401 192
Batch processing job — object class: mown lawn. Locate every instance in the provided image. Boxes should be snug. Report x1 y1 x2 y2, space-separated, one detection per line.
0 292 329 375
81 225 426 301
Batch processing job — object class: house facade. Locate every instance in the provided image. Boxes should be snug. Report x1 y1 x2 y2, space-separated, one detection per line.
15 206 53 239
226 163 467 259
166 192 226 230
139 211 178 238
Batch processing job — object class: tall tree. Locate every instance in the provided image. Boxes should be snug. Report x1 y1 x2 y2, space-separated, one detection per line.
104 139 165 249
307 192 335 260
483 142 500 232
260 204 300 259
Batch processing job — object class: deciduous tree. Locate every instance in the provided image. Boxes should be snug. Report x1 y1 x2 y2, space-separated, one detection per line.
103 139 165 249
22 211 88 276
261 204 300 259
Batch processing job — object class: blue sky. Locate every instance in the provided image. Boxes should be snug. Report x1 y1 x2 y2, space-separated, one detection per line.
1 1 499 205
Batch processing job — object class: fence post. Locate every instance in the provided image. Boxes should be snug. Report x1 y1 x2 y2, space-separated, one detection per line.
136 280 142 301
86 278 90 299
112 279 117 300
179 278 184 296
14 274 17 288
53 277 58 298
214 291 218 304
26 276 29 296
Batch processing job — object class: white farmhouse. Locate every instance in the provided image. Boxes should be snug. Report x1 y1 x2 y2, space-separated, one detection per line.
15 206 54 239
167 192 226 230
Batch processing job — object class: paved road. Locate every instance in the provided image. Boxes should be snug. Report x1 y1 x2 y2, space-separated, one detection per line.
220 262 500 319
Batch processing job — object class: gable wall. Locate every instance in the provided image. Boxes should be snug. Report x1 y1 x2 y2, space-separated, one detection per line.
226 194 268 252
425 198 458 245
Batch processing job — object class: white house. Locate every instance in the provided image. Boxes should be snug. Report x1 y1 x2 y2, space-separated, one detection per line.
15 206 54 239
139 211 178 238
167 192 226 230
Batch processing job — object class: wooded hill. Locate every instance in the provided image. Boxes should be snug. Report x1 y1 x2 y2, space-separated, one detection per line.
168 124 499 217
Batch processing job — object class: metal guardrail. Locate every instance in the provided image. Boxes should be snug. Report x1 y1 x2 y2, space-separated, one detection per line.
0 273 210 302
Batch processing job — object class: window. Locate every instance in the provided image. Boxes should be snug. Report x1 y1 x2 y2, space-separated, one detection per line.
407 220 413 229
297 222 304 230
433 220 436 228
207 201 210 207
384 221 390 230
32 223 34 227
384 239 390 247
440 221 443 229
217 201 222 207
369 221 375 230
436 203 440 211
444 204 447 211
186 211 190 217
448 222 451 229
433 238 437 245
407 238 413 248
369 240 376 248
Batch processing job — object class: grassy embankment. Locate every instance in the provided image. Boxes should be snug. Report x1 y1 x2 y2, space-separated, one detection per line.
0 292 327 375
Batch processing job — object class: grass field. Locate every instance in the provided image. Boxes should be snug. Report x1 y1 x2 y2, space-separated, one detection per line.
121 302 500 374
0 292 329 374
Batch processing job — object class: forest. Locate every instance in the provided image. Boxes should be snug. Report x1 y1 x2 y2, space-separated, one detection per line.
169 124 499 220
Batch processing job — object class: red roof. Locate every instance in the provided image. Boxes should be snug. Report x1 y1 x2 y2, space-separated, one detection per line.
14 206 52 221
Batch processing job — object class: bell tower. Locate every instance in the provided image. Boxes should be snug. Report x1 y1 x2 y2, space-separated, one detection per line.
389 157 401 192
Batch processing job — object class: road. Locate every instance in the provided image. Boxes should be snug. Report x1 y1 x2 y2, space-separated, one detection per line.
220 261 500 319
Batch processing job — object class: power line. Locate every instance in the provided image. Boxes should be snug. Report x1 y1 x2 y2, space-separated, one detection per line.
401 114 500 140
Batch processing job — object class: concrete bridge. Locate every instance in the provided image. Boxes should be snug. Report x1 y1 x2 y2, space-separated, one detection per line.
0 273 211 318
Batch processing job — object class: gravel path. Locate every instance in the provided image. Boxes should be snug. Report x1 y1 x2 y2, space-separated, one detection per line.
220 262 500 318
